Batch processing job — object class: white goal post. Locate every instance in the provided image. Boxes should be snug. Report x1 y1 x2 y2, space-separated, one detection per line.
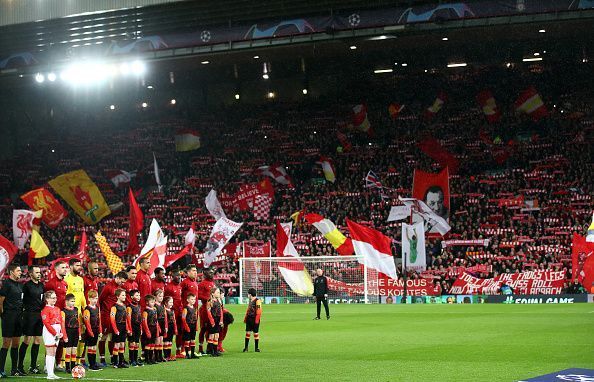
238 256 380 304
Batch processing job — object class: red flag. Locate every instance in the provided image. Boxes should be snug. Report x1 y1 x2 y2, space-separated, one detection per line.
476 90 501 123
514 87 548 121
417 138 459 174
0 234 18 277
21 188 68 228
123 188 144 255
352 104 371 134
346 219 397 280
336 131 352 152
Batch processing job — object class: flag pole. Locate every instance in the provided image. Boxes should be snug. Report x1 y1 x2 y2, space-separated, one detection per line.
402 221 408 303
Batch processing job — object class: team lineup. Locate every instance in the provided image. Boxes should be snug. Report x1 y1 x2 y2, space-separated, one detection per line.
0 259 263 379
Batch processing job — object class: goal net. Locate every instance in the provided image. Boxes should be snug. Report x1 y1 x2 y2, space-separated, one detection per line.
239 256 380 304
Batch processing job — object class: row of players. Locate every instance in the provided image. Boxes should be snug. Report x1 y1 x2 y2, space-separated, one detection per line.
0 261 262 379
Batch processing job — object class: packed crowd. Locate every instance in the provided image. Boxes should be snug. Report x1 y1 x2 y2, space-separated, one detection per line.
0 64 592 297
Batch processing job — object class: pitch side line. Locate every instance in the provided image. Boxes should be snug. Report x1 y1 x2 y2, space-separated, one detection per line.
29 377 167 382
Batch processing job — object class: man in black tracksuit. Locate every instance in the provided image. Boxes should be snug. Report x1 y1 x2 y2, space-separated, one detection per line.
313 269 330 320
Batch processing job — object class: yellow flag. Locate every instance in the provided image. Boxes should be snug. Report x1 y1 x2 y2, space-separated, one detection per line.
29 230 49 260
49 169 111 225
95 231 124 274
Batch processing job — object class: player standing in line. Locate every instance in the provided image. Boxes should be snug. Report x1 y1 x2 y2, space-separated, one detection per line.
110 289 131 369
41 291 65 380
97 271 126 367
62 294 81 374
154 289 167 362
181 294 198 359
206 287 223 357
64 259 86 367
0 265 24 377
82 290 102 371
126 290 143 367
197 268 214 355
18 265 44 375
163 297 177 361
243 288 262 353
163 269 183 359
141 295 160 365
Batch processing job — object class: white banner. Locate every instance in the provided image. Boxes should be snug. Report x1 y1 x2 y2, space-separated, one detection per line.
402 222 426 272
12 210 40 249
387 205 411 222
205 189 227 221
203 217 243 267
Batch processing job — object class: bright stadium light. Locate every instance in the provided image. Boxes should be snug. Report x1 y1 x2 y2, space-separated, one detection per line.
234 93 240 100
120 62 131 75
141 102 148 108
442 37 449 41
374 69 393 74
201 60 210 65
170 99 176 105
401 63 408 67
267 91 275 99
523 57 543 62
302 88 308 95
130 60 146 75
47 72 57 82
350 45 357 50
109 105 115 110
253 55 260 59
262 73 269 80
539 29 546 33
35 73 45 83
447 62 467 68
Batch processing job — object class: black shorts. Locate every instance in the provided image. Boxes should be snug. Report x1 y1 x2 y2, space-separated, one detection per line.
128 326 141 343
142 326 157 344
112 323 127 343
85 333 99 347
163 325 175 342
183 329 196 342
23 311 43 337
157 320 166 336
64 328 79 347
209 323 221 335
1 310 23 338
245 319 259 333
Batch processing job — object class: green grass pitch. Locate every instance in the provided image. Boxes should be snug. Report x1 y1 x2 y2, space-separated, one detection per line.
12 304 594 382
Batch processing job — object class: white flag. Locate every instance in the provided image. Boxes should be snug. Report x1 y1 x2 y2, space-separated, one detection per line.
12 210 41 249
387 205 411 222
205 190 227 221
402 222 426 272
399 197 451 236
203 217 243 267
153 153 162 192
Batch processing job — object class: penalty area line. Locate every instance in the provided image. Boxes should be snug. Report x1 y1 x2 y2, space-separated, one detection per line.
29 377 167 382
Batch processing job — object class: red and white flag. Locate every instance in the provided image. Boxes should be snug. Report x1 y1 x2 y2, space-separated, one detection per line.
347 219 398 280
276 221 298 257
164 224 195 269
0 234 18 277
515 87 548 121
318 156 336 183
352 104 371 134
276 221 313 296
12 210 42 249
108 170 136 188
256 165 292 186
134 219 167 276
476 90 501 123
205 189 227 221
253 194 272 221
203 217 243 267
